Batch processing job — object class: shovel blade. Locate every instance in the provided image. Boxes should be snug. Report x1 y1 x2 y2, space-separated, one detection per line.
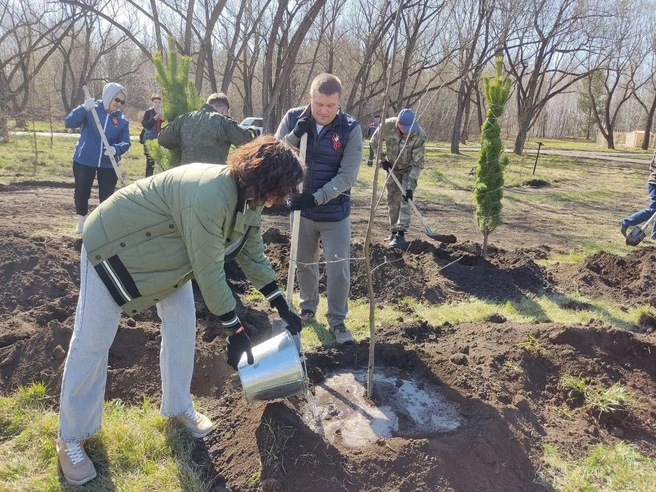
427 232 457 243
626 227 645 246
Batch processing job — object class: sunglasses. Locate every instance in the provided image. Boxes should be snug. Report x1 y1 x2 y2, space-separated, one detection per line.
113 97 126 105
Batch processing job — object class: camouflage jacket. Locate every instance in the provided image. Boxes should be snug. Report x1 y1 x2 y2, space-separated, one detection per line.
370 117 426 191
158 104 257 165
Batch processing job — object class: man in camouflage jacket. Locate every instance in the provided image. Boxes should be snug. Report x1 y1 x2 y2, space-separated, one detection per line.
370 108 426 248
158 92 257 165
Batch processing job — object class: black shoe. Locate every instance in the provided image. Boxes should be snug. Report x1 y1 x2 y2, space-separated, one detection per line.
388 232 407 248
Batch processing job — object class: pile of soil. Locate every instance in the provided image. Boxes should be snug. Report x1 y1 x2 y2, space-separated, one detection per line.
1 183 655 491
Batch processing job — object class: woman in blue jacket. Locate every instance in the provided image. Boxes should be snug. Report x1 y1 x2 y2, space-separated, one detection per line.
65 83 131 233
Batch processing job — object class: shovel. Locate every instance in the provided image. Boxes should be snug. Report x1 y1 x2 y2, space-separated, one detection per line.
82 85 123 182
625 210 656 246
386 170 457 243
271 134 308 353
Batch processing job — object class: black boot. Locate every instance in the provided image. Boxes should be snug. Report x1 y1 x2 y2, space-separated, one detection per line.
388 231 407 248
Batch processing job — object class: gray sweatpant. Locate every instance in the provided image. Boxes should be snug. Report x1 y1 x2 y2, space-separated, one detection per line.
295 216 351 327
58 246 197 442
385 169 413 233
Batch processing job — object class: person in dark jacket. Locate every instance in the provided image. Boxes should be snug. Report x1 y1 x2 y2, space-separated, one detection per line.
276 73 363 344
65 82 131 234
56 135 304 486
141 93 164 177
620 150 656 240
158 92 257 165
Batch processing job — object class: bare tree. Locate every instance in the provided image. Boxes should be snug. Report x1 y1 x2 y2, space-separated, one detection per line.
216 0 273 115
632 17 656 149
342 0 393 116
448 0 495 154
260 0 329 132
587 0 648 149
57 8 139 114
0 1 79 138
503 0 598 155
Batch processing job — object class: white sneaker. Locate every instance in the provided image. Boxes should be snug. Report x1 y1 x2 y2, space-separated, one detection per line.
175 407 214 438
56 438 97 486
75 215 86 234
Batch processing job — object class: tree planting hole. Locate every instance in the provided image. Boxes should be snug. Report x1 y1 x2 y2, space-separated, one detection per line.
523 179 549 188
302 368 462 447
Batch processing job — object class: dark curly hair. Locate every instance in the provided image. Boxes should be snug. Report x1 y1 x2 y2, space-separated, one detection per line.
228 135 304 206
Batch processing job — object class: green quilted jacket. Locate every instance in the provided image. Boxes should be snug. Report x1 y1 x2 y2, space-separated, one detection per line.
83 163 277 317
158 104 257 164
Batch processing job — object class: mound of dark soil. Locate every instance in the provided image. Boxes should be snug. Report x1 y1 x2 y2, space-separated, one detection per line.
550 249 656 307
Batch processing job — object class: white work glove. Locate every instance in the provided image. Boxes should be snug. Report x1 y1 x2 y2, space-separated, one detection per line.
104 146 117 158
83 98 96 111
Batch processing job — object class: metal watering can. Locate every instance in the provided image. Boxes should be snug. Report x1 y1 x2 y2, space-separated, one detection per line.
237 331 308 403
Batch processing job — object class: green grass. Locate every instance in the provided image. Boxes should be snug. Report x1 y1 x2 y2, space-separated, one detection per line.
0 135 149 184
584 384 636 421
8 119 142 137
542 442 656 491
358 142 650 257
561 374 588 402
296 296 404 350
295 289 648 351
0 384 212 491
515 334 547 357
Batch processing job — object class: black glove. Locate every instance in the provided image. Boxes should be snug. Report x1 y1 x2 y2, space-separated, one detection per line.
404 189 413 202
226 327 254 370
289 192 317 211
271 296 303 335
380 159 392 172
292 117 313 138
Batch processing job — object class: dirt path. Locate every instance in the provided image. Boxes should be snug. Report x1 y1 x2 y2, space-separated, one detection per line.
1 182 655 491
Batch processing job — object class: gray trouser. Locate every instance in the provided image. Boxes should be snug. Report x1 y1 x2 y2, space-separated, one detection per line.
295 215 351 327
58 247 196 442
385 170 412 233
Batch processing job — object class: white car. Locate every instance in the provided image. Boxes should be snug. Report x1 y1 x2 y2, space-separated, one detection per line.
239 117 263 136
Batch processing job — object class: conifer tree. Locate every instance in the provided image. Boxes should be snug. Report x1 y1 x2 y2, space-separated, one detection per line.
147 37 202 170
475 56 512 257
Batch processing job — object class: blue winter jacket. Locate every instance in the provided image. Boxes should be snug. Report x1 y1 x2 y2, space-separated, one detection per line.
65 101 131 169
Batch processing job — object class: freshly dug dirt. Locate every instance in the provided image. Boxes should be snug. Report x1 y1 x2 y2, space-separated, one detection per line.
1 182 655 492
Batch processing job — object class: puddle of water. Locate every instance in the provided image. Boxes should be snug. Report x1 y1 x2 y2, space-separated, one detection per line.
303 368 462 448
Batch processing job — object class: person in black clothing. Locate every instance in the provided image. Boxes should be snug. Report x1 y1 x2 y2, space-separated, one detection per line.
141 94 165 177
